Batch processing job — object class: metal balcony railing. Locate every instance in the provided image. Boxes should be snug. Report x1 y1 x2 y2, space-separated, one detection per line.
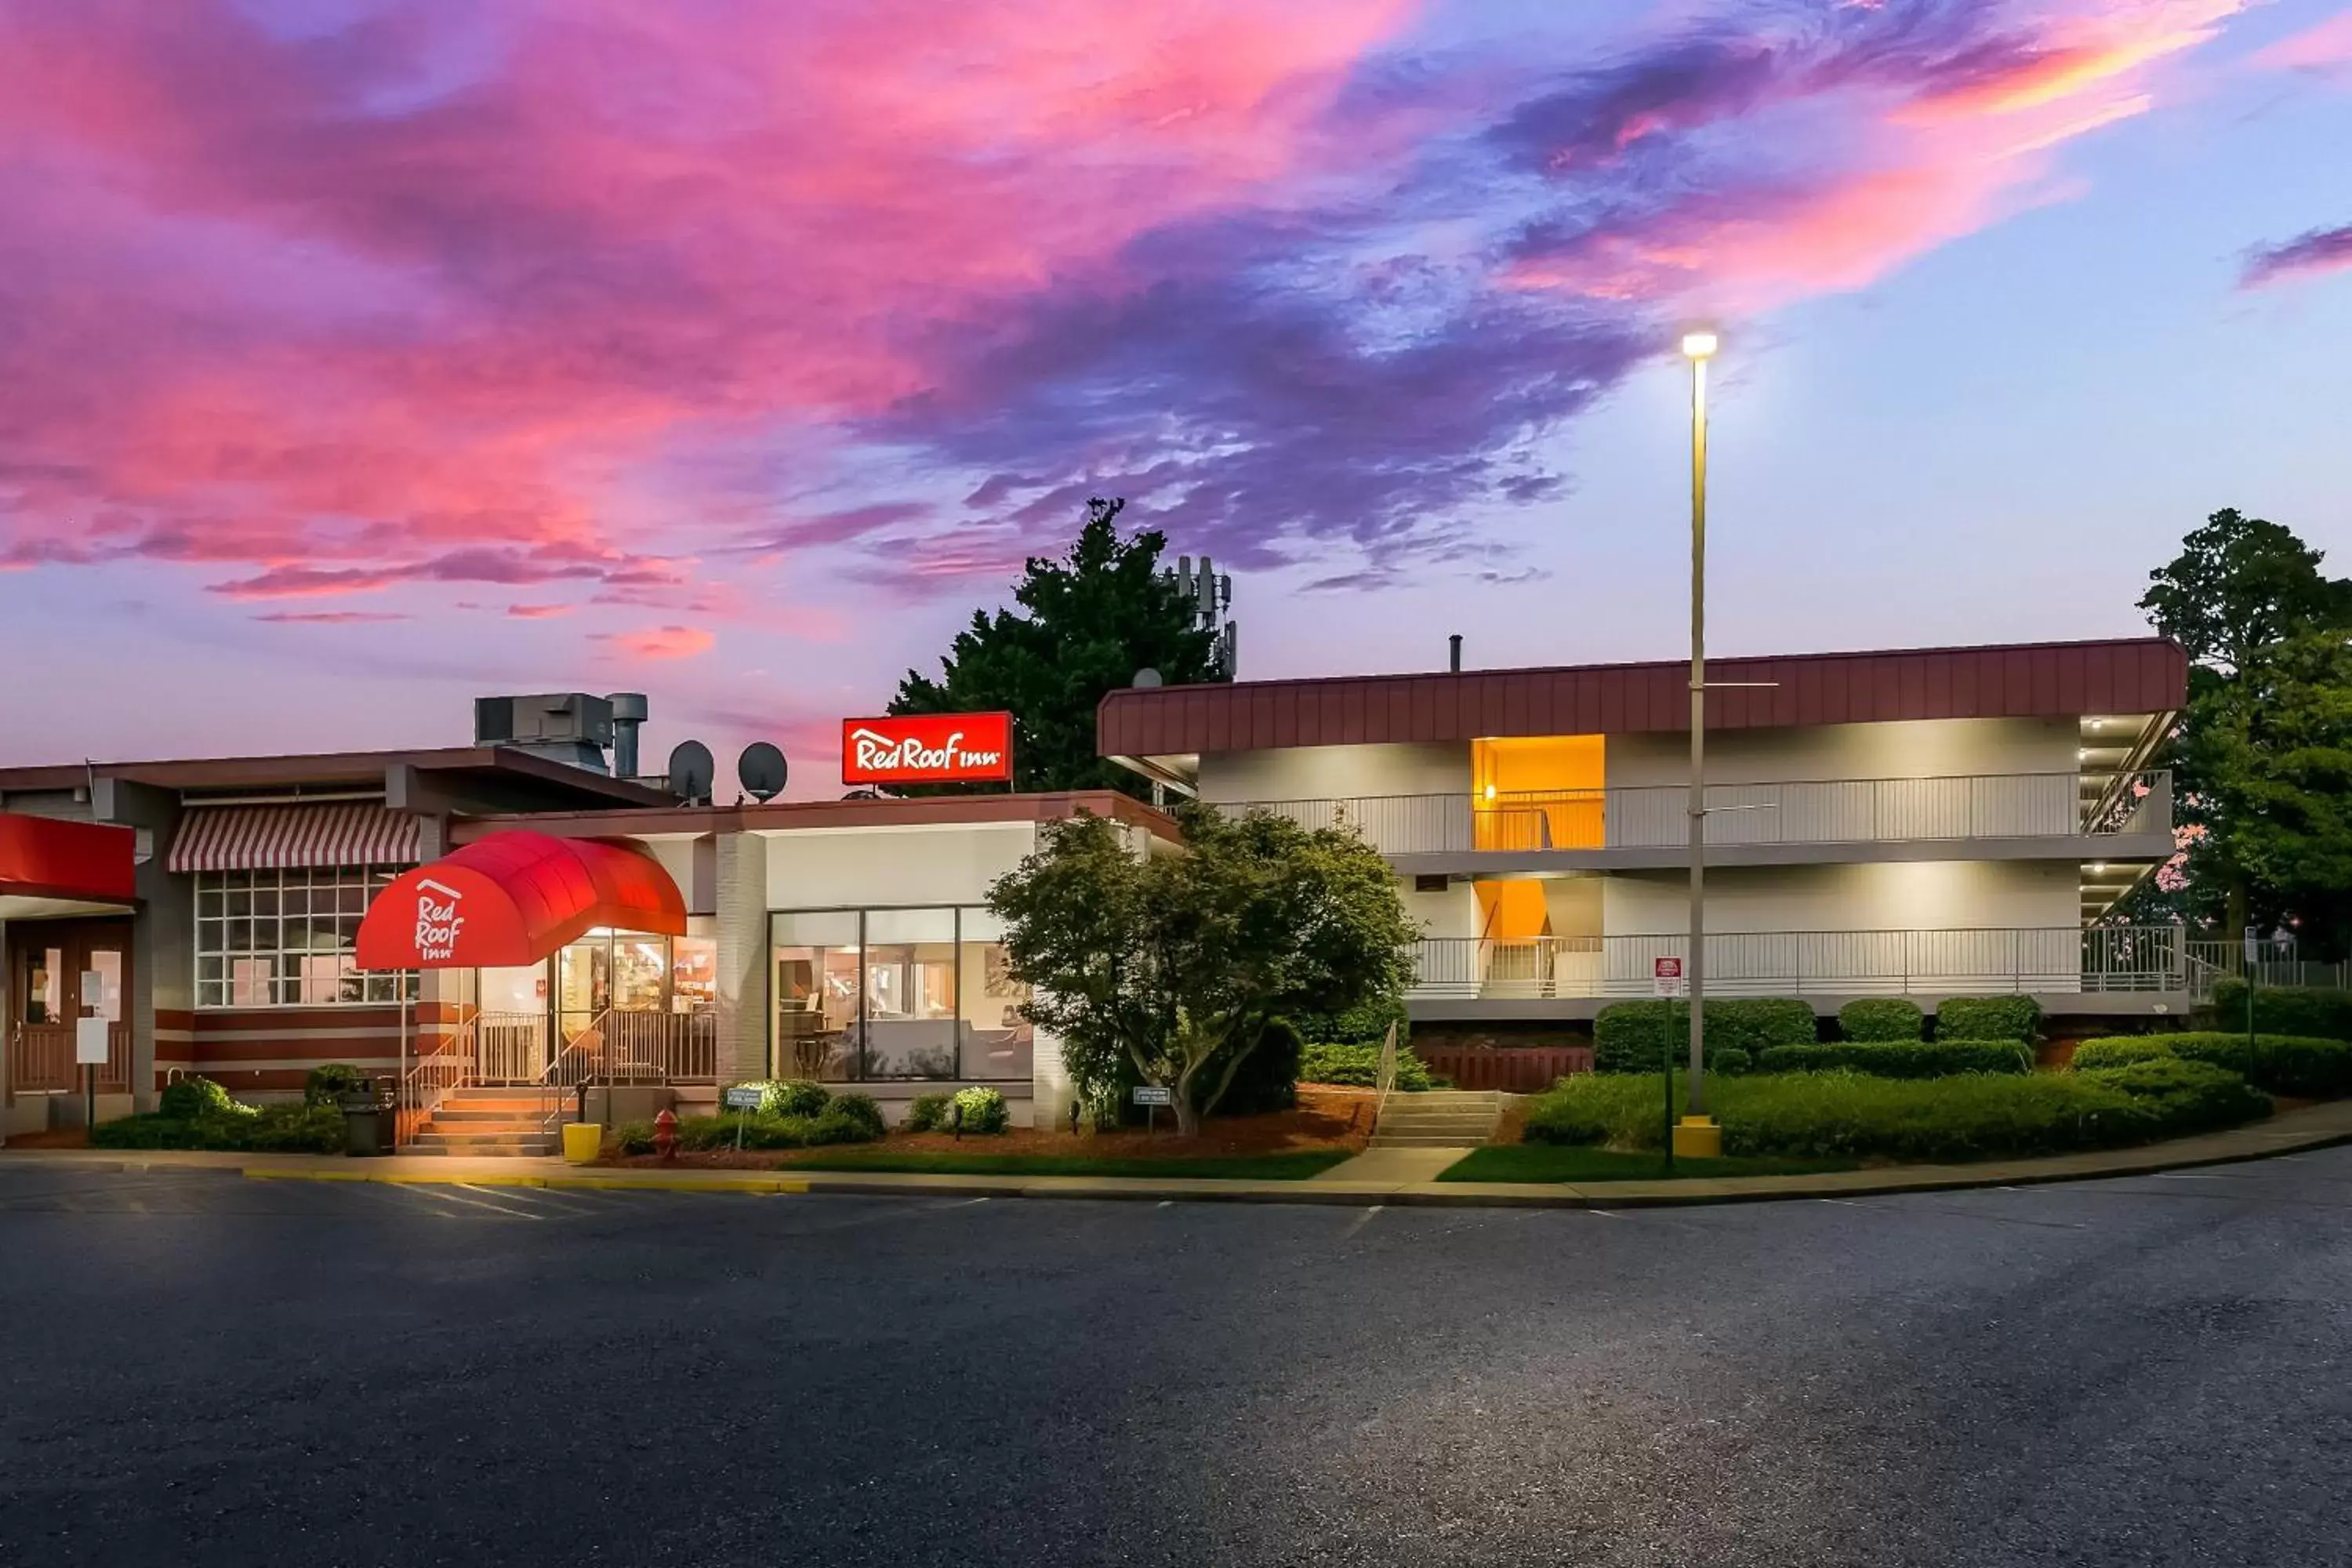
1410 925 2191 1000
1221 769 2171 858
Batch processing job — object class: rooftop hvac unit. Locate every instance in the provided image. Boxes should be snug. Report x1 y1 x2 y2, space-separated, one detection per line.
474 693 618 773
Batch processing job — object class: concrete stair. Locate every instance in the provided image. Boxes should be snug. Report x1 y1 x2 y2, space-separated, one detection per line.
1369 1089 1506 1149
405 1086 562 1157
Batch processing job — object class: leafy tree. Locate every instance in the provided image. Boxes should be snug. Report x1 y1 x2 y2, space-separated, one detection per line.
2140 509 2352 676
887 498 1226 796
2127 510 2352 949
987 808 1416 1137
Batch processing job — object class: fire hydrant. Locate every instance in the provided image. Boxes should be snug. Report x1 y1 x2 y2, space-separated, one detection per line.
653 1107 679 1163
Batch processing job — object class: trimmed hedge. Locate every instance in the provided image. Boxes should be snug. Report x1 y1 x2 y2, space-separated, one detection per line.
1289 993 1409 1047
1592 999 1810 1073
906 1092 953 1132
92 1102 343 1153
1521 1061 2267 1162
1758 1040 2032 1078
1935 996 2041 1042
1298 1039 1438 1091
303 1063 376 1105
2071 1032 2352 1098
2208 981 2352 1044
1838 999 1925 1042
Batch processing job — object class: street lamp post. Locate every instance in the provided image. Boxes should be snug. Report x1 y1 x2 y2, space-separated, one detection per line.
1677 330 1722 1156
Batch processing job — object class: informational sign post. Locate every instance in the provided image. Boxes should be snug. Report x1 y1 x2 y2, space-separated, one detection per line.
1132 1083 1173 1136
1652 956 1686 997
723 1084 763 1149
76 1015 109 1132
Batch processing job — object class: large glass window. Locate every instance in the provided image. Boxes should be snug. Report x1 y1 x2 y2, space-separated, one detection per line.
194 868 417 1007
768 908 1030 1083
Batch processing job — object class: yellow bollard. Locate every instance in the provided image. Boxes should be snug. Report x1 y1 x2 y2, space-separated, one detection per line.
561 1123 604 1164
1670 1116 1722 1160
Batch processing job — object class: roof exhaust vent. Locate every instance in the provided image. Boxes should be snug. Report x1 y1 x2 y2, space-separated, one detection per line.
1449 634 1462 673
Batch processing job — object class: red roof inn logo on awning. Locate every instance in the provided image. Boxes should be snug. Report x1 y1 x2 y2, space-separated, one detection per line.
413 877 467 963
841 713 1014 786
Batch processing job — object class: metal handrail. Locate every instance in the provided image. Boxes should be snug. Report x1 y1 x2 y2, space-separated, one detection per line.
1410 925 2194 1000
1373 1021 1399 1133
1225 768 2172 856
397 1015 473 1147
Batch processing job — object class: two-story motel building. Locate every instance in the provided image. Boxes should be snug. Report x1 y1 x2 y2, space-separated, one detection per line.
2 637 2193 1144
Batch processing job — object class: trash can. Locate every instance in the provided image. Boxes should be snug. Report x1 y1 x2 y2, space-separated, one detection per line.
340 1084 396 1158
561 1123 604 1164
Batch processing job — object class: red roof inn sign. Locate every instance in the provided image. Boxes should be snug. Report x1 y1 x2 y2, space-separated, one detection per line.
840 713 1014 787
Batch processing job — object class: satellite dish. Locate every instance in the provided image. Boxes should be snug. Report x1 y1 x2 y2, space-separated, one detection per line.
739 741 788 803
1132 667 1163 688
666 739 715 804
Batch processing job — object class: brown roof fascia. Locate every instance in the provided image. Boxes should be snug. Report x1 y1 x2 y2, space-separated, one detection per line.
450 789 1185 846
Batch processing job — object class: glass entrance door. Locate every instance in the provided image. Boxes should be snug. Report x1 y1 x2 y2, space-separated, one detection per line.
556 940 611 1047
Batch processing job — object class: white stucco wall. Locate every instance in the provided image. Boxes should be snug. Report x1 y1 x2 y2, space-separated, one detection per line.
1400 877 1477 941
1196 742 1471 804
1605 717 2078 788
1599 860 2080 935
762 822 1041 909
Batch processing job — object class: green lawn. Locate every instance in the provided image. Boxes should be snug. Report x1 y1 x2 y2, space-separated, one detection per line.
1438 1145 1860 1184
778 1149 1357 1180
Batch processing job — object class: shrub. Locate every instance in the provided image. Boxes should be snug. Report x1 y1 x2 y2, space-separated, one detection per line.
1520 1062 2268 1162
726 1080 831 1118
2071 1033 2352 1098
1758 1040 2032 1078
239 1104 347 1152
1200 1017 1302 1116
2207 981 2352 1044
159 1076 238 1119
1308 1044 1430 1091
1592 1000 1810 1074
952 1086 1011 1134
1935 996 2042 1042
611 1119 657 1155
1290 993 1408 1047
1298 1039 1438 1091
303 1063 376 1105
1838 999 1925 1042
822 1092 887 1140
905 1093 953 1132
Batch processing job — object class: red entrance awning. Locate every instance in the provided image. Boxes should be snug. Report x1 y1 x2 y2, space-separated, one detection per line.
354 831 686 970
0 811 136 906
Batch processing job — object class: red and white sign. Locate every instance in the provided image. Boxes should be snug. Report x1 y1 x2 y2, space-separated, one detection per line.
1653 956 1686 997
841 713 1014 786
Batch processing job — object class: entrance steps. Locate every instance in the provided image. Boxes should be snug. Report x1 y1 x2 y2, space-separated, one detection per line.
1370 1089 1507 1149
405 1086 563 1157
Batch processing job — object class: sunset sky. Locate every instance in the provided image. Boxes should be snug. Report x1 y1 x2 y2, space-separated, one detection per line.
2 0 2347 794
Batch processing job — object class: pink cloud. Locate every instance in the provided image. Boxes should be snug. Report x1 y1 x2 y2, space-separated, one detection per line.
1504 2 2243 317
595 624 715 661
251 610 412 625
2253 13 2352 78
506 602 573 619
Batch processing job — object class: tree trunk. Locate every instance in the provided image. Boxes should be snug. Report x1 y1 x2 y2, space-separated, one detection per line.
2226 874 2250 951
1171 1087 1200 1138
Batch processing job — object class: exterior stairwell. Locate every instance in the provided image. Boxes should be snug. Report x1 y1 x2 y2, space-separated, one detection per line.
1368 1089 1506 1149
406 1087 562 1156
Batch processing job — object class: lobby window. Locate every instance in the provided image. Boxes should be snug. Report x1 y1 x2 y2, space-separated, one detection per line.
769 907 1033 1083
194 867 417 1007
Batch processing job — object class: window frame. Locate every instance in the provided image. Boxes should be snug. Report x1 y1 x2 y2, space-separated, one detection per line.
191 866 418 1010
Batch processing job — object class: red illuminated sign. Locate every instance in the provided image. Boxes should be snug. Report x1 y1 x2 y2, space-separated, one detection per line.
840 713 1014 786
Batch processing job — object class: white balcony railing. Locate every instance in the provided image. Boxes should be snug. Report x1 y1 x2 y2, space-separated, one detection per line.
1223 770 2171 858
1410 925 2190 1000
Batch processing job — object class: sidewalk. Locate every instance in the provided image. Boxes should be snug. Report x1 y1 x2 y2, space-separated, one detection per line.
8 1098 2351 1208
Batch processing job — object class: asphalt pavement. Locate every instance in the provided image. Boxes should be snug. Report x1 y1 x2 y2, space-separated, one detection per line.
2 1152 2347 1567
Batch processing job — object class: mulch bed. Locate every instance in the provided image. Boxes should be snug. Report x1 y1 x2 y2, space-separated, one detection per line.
2 1129 91 1150
604 1084 1375 1170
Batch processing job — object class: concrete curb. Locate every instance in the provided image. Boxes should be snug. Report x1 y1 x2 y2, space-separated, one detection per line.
8 1102 2351 1208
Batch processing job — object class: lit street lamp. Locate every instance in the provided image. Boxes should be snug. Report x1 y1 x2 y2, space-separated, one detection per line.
1678 329 1722 1156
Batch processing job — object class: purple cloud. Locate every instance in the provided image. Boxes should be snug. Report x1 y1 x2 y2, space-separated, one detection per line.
2240 223 2352 289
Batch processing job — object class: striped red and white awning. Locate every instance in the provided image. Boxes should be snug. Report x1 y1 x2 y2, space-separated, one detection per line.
167 804 422 874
